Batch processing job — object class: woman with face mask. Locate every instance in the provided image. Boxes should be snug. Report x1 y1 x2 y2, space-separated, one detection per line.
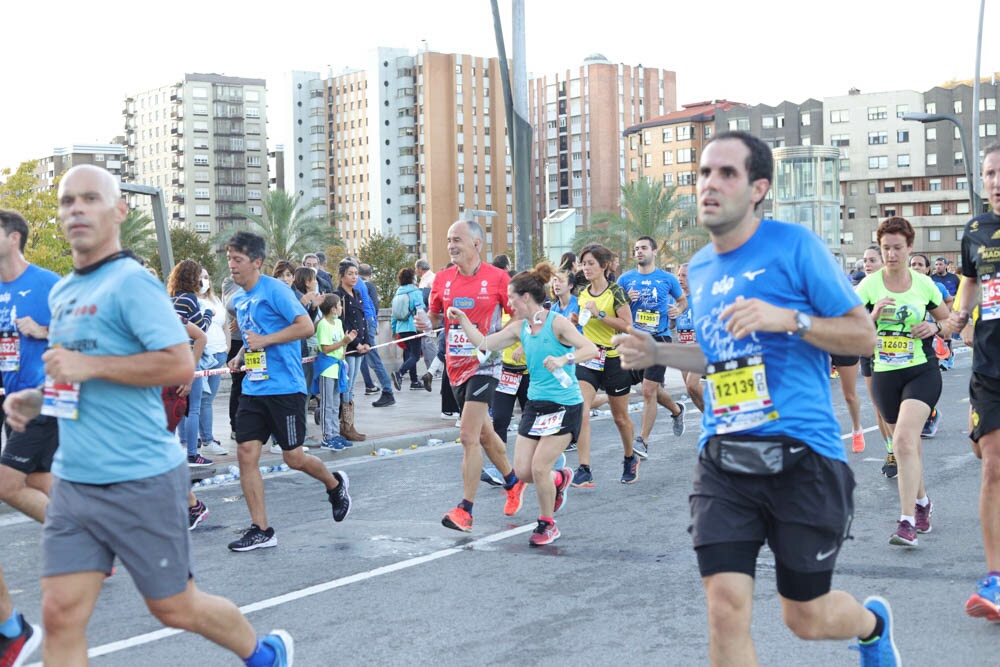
197 268 229 456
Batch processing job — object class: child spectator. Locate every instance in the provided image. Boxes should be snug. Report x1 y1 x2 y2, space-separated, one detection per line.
314 294 355 450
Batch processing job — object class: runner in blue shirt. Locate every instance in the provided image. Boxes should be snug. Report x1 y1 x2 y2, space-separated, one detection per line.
614 132 900 665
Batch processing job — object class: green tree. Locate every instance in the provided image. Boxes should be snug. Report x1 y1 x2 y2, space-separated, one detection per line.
570 179 700 268
0 161 72 275
149 225 218 281
119 208 159 261
227 190 341 272
357 233 413 307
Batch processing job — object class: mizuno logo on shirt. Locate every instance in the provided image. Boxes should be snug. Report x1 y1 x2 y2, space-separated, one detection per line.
742 269 766 281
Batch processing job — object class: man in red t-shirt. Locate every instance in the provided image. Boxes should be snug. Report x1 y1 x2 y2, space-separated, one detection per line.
422 220 524 532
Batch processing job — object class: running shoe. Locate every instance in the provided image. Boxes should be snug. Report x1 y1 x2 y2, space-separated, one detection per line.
320 437 347 451
441 411 459 420
188 500 210 531
480 464 504 487
0 613 42 667
852 431 865 453
633 436 649 460
260 629 294 667
202 439 229 456
228 524 277 552
589 409 600 417
621 455 640 484
671 403 686 437
269 444 283 455
881 453 898 479
965 574 1000 621
372 391 396 407
187 454 213 467
409 381 425 390
564 441 577 452
829 367 840 380
529 519 561 546
328 471 351 522
421 372 433 391
442 506 473 532
914 500 933 534
553 467 572 513
852 596 900 666
889 519 917 547
571 465 594 488
921 409 940 438
504 480 527 516
364 386 380 396
390 370 403 391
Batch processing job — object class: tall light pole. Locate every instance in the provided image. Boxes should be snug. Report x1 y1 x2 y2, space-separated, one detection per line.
902 112 981 213
972 0 986 197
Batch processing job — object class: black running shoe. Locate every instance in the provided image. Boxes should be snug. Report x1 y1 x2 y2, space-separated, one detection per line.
621 455 640 484
188 500 210 531
228 524 277 552
329 471 351 522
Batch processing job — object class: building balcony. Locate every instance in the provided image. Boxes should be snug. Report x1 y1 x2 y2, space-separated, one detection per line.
172 211 186 220
172 193 185 204
170 125 183 136
875 189 969 205
170 91 182 103
171 143 184 154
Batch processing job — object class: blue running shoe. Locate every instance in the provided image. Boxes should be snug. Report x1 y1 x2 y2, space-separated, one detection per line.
853 596 899 666
965 574 1000 621
920 409 940 438
480 463 504 487
320 436 347 451
261 629 294 666
553 453 566 471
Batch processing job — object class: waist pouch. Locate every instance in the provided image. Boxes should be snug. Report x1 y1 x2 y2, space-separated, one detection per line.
704 434 811 476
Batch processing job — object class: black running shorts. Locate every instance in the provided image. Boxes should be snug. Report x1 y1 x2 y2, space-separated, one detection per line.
575 355 632 397
236 393 307 450
1 415 58 474
831 354 860 368
970 372 1000 443
517 401 583 442
452 374 498 412
870 361 941 424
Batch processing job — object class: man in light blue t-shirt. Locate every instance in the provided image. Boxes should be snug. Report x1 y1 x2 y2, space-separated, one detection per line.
4 165 294 667
226 231 351 553
613 133 901 664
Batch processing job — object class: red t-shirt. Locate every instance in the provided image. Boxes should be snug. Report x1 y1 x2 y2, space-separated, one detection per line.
429 263 511 386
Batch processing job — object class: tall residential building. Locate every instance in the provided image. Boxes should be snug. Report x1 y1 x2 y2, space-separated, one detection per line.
32 143 126 192
122 73 269 236
294 48 512 270
529 55 677 233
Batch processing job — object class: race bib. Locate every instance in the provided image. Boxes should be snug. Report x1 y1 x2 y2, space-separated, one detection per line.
448 325 477 357
635 309 661 331
528 408 565 436
705 354 778 434
981 273 1000 321
677 329 696 344
41 377 80 420
245 350 269 381
581 347 606 371
0 331 20 372
497 370 522 395
876 332 915 366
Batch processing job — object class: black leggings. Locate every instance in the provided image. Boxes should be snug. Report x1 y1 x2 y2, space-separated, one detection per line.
491 372 529 443
227 337 245 432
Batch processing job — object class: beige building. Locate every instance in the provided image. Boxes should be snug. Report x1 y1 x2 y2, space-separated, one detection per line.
32 143 126 192
529 55 677 235
123 73 269 236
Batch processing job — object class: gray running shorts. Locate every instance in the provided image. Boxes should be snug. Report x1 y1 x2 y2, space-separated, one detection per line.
43 463 195 600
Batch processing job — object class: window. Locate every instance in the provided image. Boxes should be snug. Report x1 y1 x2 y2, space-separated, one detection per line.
926 102 937 114
884 182 895 193
630 157 638 171
980 98 997 111
193 154 209 166
678 172 697 186
896 104 909 118
843 231 854 244
830 109 849 123
192 103 208 115
194 171 209 182
246 107 261 119
897 130 909 143
193 120 209 133
801 137 812 146
801 113 811 126
926 153 938 166
957 201 971 215
727 119 738 131
926 128 937 141
247 123 261 135
662 150 673 165
662 128 673 142
677 125 694 140
928 229 941 242
663 173 674 186
902 205 915 217
981 123 998 137
848 207 856 219
248 189 262 200
195 205 210 216
958 176 969 190
954 100 963 114
194 188 209 199
868 131 888 145
870 207 879 218
831 134 850 147
246 156 261 167
900 180 914 192
644 153 652 168
955 151 965 165
191 87 208 99
868 106 887 120
839 158 850 171
897 154 910 167
677 148 695 163
930 204 943 215
246 90 260 102
868 181 877 194
868 156 889 169
957 228 965 241
643 130 651 145
705 125 712 139
629 135 638 150
929 178 942 191
762 115 775 129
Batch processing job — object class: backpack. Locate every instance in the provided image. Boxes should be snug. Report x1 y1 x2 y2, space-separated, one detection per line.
391 291 414 321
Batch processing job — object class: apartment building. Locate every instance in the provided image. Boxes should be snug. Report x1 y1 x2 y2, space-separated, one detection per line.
122 73 269 236
32 143 126 192
529 54 677 232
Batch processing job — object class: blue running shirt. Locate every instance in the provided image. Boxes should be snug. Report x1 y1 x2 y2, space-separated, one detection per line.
0 264 61 392
617 268 683 337
688 219 861 461
47 258 189 483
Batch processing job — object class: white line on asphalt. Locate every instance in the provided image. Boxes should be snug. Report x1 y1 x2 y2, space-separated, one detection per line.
26 522 536 664
839 425 882 440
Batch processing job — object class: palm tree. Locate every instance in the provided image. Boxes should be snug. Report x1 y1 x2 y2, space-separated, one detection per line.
119 209 158 261
570 179 703 267
229 190 342 270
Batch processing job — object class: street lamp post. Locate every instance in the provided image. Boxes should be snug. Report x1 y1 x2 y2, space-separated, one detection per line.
902 112 982 214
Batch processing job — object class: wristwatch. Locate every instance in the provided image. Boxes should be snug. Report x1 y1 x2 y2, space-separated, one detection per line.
565 352 576 364
791 311 812 338
597 310 607 320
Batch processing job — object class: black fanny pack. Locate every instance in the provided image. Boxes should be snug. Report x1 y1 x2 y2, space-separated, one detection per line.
704 434 811 476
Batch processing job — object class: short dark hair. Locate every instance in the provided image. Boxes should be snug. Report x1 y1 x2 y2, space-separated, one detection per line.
292 266 316 293
359 263 373 278
0 209 29 252
315 251 327 265
338 259 358 278
709 131 774 187
877 216 915 247
491 254 511 270
397 267 415 285
984 142 1000 161
635 236 657 251
226 231 266 262
319 293 341 316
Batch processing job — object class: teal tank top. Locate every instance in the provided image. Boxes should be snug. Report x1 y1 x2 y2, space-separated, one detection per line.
521 311 583 405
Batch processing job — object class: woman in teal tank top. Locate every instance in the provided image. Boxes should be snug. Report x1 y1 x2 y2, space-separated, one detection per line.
448 262 597 546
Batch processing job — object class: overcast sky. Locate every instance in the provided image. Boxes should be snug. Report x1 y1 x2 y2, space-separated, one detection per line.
2 0 996 172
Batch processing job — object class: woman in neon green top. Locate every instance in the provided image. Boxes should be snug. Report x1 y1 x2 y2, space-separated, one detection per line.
856 217 952 548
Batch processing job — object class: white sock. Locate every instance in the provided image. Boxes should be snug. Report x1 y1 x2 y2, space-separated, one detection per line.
915 497 929 507
900 514 915 525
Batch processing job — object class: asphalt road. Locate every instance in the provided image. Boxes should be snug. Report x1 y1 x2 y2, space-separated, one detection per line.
4 347 997 666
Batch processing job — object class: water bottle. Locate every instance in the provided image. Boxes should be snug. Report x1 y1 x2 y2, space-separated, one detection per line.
259 466 270 476
376 448 393 456
414 304 429 330
552 366 573 388
426 438 443 447
227 465 240 476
